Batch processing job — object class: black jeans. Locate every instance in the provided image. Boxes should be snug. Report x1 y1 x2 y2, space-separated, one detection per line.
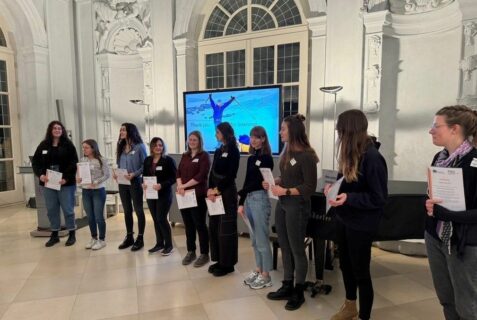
118 179 145 236
146 192 173 249
181 197 209 254
336 220 375 320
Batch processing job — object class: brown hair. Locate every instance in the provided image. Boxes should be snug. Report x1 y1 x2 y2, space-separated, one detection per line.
279 114 319 169
249 126 271 156
82 139 104 168
185 131 204 156
436 105 477 146
44 120 69 144
149 137 167 156
336 109 373 183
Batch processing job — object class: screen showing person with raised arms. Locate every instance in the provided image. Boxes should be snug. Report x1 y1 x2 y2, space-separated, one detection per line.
183 86 281 154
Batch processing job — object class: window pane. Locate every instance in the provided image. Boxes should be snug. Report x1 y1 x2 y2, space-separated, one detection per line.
253 46 274 85
0 160 14 191
272 0 302 27
251 7 276 31
0 60 7 93
283 85 299 117
0 94 10 126
226 50 245 88
206 53 224 89
0 28 6 47
225 9 248 36
277 43 300 83
0 128 12 158
252 0 274 8
219 0 247 15
204 7 229 39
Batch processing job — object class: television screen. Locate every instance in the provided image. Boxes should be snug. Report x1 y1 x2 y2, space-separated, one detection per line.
183 85 281 154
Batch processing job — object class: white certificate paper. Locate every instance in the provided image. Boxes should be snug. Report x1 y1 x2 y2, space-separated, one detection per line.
428 167 466 211
240 215 254 236
46 169 62 190
115 168 131 185
206 196 225 216
326 177 344 213
259 168 278 200
143 176 158 200
77 162 92 184
176 190 198 209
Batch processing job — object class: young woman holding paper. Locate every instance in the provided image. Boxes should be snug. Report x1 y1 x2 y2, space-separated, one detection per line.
77 139 110 250
114 123 147 251
237 126 274 289
176 131 211 267
32 120 79 247
264 114 318 311
142 137 177 255
425 105 477 320
326 110 387 320
207 122 240 277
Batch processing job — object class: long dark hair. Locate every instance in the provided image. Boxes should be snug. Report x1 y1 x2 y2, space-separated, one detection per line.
436 105 477 146
217 122 236 152
82 139 104 168
43 120 69 145
116 123 143 161
249 126 271 156
336 109 373 182
185 131 204 156
280 114 319 168
149 137 167 156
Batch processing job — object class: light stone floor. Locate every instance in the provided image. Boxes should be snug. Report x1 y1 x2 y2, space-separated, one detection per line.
0 204 444 320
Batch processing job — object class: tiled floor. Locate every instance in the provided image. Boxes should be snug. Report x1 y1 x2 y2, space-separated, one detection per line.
0 204 444 320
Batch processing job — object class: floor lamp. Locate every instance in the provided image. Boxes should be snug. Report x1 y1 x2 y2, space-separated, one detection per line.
319 86 343 171
129 99 151 142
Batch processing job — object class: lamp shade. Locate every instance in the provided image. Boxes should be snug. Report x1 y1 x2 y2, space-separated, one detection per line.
319 86 343 94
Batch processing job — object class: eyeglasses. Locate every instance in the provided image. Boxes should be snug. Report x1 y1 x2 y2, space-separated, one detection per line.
430 123 447 130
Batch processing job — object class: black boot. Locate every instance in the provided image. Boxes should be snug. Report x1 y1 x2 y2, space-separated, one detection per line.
65 230 76 246
267 280 294 300
285 283 306 311
131 235 144 251
45 231 60 247
118 234 134 249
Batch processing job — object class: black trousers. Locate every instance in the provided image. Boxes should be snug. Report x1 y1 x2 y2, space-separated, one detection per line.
146 192 173 249
118 180 145 236
209 184 238 267
336 220 375 320
181 196 209 254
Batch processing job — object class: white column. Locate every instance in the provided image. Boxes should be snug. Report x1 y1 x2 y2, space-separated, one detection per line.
459 0 477 105
138 46 154 143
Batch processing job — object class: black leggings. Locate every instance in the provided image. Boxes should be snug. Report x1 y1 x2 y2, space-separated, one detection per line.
118 180 146 236
181 197 209 254
336 220 374 320
146 193 173 249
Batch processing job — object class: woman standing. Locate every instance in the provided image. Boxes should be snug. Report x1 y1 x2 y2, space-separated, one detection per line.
264 114 318 311
425 106 477 320
143 137 177 256
176 131 211 267
32 121 78 247
77 139 110 250
238 126 274 289
207 122 240 277
114 123 147 251
327 109 388 320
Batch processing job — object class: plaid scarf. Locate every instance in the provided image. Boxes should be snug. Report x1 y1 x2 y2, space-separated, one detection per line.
434 140 473 254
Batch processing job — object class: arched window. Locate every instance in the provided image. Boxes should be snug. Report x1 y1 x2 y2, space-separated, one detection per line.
199 0 308 117
0 28 6 47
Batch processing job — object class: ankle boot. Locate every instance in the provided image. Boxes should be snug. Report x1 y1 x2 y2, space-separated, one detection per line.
65 230 76 246
45 231 60 247
331 299 358 320
118 234 134 249
131 235 144 251
285 283 306 311
267 280 294 300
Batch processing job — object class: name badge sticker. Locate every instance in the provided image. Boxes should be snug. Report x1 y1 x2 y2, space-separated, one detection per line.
131 151 136 155
192 158 199 163
255 160 261 166
156 166 163 171
42 150 48 155
222 152 228 158
290 158 297 166
471 158 477 168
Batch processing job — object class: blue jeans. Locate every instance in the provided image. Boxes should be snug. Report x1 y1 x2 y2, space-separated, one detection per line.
425 232 477 320
82 188 107 240
244 190 273 273
41 185 76 231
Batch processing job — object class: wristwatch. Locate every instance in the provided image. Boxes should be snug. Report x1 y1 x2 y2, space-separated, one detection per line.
286 188 291 196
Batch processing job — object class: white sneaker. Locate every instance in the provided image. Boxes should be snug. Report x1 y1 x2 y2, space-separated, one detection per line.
92 240 106 250
249 274 273 290
244 270 259 286
85 238 96 249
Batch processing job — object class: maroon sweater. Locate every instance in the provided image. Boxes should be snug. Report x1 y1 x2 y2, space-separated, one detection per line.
176 151 211 198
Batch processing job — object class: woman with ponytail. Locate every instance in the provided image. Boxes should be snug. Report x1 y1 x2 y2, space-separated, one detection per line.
425 105 477 320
